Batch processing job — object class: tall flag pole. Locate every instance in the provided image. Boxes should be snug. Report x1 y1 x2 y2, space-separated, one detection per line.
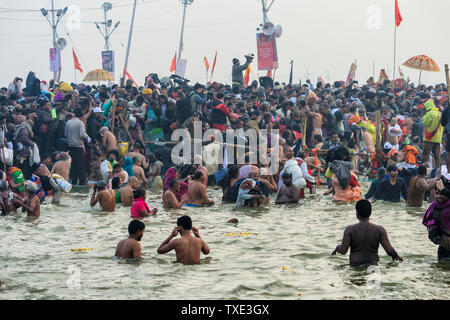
210 51 217 82
393 0 403 79
289 60 293 85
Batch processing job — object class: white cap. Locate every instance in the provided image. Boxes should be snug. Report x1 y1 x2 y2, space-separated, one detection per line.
93 107 102 113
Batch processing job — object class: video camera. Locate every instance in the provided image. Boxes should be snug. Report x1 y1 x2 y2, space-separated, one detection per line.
170 74 190 87
245 54 254 63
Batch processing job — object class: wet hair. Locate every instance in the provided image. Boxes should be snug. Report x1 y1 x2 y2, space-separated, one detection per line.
313 134 322 143
95 181 107 191
177 215 192 230
132 156 140 164
282 171 292 179
418 165 427 176
133 188 146 199
228 165 239 179
387 165 398 172
111 177 121 189
194 171 203 180
356 199 371 218
169 179 179 189
376 167 386 181
128 219 145 234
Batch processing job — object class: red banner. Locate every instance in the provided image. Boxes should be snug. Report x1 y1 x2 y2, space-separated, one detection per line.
257 33 277 70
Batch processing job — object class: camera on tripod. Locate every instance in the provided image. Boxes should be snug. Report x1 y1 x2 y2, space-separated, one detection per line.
245 54 254 62
170 74 190 86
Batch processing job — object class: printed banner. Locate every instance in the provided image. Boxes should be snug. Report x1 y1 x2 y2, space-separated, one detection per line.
346 63 357 84
257 33 276 70
50 48 61 72
102 50 115 79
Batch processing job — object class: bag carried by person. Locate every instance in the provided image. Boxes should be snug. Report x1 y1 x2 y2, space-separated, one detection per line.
0 146 13 165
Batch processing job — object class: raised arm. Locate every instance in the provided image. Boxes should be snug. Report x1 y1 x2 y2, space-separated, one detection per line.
157 227 179 254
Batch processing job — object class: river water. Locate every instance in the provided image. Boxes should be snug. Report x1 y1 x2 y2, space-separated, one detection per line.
0 183 449 300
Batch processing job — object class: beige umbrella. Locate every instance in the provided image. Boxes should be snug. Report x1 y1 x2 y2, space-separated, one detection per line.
82 69 113 85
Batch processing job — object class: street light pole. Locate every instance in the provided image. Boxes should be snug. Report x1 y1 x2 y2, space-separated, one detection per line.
41 0 68 84
177 0 193 64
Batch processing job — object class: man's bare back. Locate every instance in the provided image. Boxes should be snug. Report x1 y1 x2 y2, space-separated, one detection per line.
103 131 119 153
115 238 142 259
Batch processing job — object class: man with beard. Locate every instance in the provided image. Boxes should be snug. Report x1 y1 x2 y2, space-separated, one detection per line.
115 219 146 259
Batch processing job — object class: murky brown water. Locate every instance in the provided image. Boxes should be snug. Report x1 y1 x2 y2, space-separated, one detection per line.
0 183 449 300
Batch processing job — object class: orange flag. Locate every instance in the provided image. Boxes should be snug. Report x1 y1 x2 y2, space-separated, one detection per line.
72 48 83 73
395 0 402 27
210 51 217 78
204 57 210 72
266 69 272 78
170 52 177 72
244 65 251 87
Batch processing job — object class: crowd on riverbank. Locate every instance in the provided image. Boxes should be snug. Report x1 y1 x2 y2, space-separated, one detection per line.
1 69 450 263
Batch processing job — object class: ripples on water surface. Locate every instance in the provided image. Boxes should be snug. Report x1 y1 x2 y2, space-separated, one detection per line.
0 183 449 300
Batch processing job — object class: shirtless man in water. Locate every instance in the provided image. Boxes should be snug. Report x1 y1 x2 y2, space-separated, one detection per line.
186 171 214 207
275 172 301 204
157 215 209 265
115 219 145 259
50 152 71 181
90 181 115 212
121 176 139 207
12 182 40 217
332 199 403 265
163 179 188 209
0 181 16 215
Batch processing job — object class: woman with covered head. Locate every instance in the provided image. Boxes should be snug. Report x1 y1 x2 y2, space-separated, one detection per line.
324 160 361 202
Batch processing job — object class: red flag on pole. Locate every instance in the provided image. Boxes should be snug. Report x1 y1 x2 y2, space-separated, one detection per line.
204 57 210 72
210 51 217 78
170 52 177 72
395 0 402 27
72 48 83 73
266 69 273 78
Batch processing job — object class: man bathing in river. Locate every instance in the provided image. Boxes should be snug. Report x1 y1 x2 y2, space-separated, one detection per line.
186 171 214 207
332 199 403 265
115 219 145 259
12 182 40 217
90 181 115 212
120 176 139 207
157 215 209 265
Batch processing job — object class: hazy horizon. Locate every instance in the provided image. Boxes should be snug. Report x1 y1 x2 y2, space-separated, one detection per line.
1 0 449 88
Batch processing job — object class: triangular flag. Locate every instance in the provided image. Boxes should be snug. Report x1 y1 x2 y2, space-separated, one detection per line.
210 51 217 79
395 0 402 27
346 62 357 85
72 48 83 73
170 52 177 72
244 65 251 87
204 57 210 72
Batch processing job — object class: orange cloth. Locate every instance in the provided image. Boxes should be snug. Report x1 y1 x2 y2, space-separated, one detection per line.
402 145 418 165
387 148 399 159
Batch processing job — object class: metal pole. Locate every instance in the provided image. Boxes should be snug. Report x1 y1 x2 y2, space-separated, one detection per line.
393 24 397 80
261 0 268 24
122 0 137 87
177 1 188 63
104 7 109 51
51 0 57 82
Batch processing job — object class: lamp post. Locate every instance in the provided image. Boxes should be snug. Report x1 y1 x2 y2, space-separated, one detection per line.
41 2 68 83
177 0 194 64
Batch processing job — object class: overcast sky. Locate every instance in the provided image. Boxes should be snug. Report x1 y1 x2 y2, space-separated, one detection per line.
1 0 449 88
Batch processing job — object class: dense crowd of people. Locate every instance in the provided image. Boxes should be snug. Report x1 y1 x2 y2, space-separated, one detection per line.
1 65 450 263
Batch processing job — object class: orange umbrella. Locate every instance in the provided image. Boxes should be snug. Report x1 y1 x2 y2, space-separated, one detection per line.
402 54 440 85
